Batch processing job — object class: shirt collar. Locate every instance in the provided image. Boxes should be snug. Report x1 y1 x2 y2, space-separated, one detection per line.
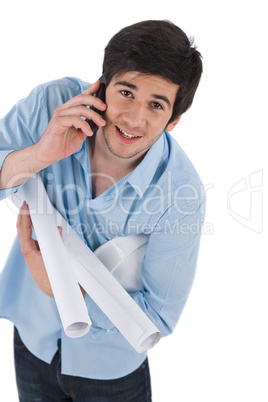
73 139 90 172
73 131 166 198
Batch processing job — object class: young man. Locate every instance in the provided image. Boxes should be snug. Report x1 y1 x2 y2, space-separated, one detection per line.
0 20 205 401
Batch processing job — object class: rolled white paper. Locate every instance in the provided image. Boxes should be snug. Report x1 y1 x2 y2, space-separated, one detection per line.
94 234 149 293
11 174 161 352
11 175 91 338
60 224 161 353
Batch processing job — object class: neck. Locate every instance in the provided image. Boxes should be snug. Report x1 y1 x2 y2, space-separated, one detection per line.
89 129 144 179
88 130 144 198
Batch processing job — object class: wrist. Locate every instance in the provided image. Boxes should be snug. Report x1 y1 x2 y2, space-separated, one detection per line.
30 142 52 172
0 144 50 190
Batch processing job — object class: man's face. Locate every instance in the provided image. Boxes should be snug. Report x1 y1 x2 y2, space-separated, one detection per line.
99 72 180 162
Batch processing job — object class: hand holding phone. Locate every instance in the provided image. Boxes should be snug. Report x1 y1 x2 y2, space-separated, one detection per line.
87 74 106 135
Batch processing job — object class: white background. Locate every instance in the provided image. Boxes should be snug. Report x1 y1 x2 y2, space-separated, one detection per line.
0 1 267 401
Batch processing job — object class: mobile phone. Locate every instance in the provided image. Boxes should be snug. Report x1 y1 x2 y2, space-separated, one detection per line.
87 74 106 134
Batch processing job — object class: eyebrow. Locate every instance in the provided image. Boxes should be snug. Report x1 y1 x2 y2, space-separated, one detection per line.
114 80 172 109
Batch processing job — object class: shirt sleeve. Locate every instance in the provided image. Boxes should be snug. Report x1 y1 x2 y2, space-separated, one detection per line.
131 198 206 337
0 85 47 200
85 196 206 336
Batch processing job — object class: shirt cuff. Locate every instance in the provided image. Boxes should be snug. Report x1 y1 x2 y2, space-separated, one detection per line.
0 150 22 201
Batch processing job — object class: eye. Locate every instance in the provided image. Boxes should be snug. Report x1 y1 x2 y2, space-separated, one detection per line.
151 101 163 110
121 90 133 98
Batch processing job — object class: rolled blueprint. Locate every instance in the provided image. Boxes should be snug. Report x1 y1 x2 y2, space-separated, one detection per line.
11 174 161 353
11 175 91 338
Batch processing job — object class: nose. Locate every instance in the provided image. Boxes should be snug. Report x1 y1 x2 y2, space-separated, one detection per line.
123 102 146 128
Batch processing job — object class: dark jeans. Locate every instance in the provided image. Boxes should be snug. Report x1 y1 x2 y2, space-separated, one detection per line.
14 327 152 402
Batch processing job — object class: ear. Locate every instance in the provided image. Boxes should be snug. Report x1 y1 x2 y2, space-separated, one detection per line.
166 115 182 132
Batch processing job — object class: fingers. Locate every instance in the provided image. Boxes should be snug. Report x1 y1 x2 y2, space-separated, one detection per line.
57 93 106 113
52 80 107 137
56 106 106 129
58 226 63 237
17 203 63 246
82 79 102 95
16 203 59 298
17 202 39 255
17 201 32 239
60 80 106 112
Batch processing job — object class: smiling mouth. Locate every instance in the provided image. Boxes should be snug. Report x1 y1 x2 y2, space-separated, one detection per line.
117 127 141 139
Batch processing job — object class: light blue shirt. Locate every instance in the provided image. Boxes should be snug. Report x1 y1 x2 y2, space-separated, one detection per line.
0 77 206 379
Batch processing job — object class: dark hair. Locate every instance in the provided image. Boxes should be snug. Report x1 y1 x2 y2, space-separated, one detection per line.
102 20 203 123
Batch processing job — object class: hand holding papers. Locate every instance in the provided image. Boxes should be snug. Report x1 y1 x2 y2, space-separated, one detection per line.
11 174 161 353
11 176 91 338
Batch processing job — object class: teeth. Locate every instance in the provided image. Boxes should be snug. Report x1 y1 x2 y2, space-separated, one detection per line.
118 127 139 138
